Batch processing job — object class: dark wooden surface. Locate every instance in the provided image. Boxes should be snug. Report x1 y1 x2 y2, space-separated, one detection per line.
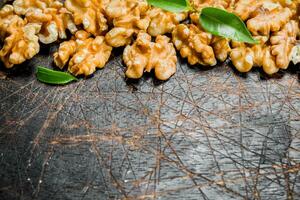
1 2 300 199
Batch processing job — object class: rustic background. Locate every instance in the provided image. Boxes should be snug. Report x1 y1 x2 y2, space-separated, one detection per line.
0 1 300 199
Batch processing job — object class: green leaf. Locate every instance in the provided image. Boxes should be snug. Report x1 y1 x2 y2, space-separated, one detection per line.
147 0 191 13
36 66 78 85
199 7 258 44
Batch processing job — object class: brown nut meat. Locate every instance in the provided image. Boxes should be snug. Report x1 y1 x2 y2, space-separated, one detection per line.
247 7 292 36
230 41 255 73
13 0 62 15
53 30 112 76
233 0 263 21
211 36 231 62
172 24 217 66
233 0 298 21
190 0 233 10
275 0 299 15
25 5 77 44
146 7 187 36
105 0 148 24
230 38 279 75
65 0 108 36
105 0 150 47
0 22 41 68
0 5 24 39
290 44 300 65
123 32 177 80
105 27 135 48
270 20 299 69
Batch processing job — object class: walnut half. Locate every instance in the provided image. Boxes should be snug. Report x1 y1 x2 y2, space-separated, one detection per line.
0 5 22 39
54 30 112 76
105 0 150 47
0 4 41 68
0 22 41 68
64 0 108 36
146 7 187 37
290 44 300 65
25 4 77 44
12 0 61 15
123 32 177 80
270 20 299 69
247 7 292 36
172 24 217 66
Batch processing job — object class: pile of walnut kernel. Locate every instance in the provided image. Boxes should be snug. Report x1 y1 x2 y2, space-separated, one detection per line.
0 0 299 80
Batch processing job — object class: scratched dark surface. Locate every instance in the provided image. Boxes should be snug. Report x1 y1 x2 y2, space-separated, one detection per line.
1 2 300 200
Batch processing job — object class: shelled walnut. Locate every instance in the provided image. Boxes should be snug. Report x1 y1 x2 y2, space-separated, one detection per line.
234 0 299 21
123 32 177 80
230 37 280 75
25 4 77 44
211 37 231 62
64 0 108 36
105 0 150 47
270 20 299 69
190 0 233 10
233 0 263 21
247 7 292 36
0 4 41 68
290 44 300 65
0 22 41 68
53 30 112 76
13 0 62 15
0 5 23 39
230 41 255 73
172 24 217 66
146 7 187 36
276 0 299 15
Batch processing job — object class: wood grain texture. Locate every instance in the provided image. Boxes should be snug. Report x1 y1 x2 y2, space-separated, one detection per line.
0 2 299 200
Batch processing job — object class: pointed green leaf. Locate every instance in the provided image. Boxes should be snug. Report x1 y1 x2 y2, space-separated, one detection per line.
36 66 78 85
199 7 258 44
147 0 191 13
